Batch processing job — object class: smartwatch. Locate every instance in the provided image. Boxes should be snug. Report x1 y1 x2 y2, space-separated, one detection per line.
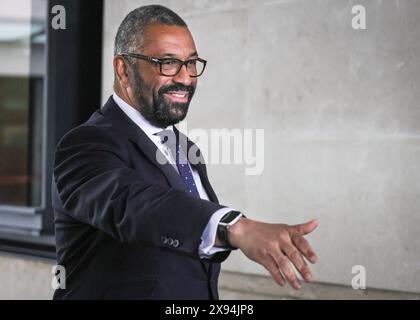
217 210 244 250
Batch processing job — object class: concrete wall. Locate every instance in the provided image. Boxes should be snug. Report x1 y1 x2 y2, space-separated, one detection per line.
2 0 419 300
0 253 54 299
102 0 420 296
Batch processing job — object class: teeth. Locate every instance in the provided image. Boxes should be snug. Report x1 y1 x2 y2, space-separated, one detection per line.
170 92 187 98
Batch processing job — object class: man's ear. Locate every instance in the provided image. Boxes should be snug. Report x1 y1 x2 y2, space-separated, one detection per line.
113 56 131 88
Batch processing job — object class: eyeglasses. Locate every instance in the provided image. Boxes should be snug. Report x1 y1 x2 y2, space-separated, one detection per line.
120 53 207 77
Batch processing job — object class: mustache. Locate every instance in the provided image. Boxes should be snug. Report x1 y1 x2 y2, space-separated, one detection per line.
158 83 195 97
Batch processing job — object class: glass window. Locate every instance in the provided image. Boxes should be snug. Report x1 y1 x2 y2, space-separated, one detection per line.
0 0 46 207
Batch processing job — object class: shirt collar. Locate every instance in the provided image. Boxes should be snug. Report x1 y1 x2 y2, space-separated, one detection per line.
112 92 173 137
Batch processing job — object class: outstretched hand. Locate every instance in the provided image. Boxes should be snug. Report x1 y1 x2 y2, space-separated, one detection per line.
228 218 319 289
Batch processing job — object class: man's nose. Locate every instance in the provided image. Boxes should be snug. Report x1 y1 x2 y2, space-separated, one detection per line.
172 64 192 86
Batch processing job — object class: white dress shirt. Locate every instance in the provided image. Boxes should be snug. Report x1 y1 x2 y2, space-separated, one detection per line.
112 93 231 257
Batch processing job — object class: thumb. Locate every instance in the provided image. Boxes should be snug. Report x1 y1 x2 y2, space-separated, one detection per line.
292 219 319 235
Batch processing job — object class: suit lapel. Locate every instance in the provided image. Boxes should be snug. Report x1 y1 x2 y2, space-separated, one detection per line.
100 97 189 194
100 96 219 204
175 127 219 204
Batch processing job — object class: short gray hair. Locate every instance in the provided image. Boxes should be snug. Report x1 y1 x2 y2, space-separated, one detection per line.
114 5 187 57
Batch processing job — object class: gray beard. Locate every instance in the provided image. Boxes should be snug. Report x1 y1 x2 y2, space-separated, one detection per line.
132 71 191 128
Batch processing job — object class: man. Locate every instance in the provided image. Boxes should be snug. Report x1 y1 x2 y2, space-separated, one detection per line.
52 5 319 299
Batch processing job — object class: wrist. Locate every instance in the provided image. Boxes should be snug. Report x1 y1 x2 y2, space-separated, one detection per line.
227 216 247 249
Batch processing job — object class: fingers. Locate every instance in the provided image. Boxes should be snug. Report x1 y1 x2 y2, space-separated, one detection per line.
283 245 313 283
270 252 301 290
243 219 319 290
292 219 319 236
292 234 317 264
264 255 286 287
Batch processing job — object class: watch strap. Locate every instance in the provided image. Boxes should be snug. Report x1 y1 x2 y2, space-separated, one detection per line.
217 210 244 250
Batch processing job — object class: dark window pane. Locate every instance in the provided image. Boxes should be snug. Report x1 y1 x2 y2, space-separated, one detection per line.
0 0 46 206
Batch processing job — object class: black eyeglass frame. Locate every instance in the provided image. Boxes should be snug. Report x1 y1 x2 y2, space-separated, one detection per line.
120 53 207 77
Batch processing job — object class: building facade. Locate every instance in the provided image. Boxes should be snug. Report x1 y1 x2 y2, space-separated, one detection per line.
0 0 419 299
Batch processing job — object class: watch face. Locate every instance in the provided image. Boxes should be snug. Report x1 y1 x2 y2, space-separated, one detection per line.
221 211 241 223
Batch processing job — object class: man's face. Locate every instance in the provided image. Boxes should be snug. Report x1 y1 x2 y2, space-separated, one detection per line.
129 24 198 128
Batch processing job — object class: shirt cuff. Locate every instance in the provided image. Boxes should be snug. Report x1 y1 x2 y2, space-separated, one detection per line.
199 207 235 259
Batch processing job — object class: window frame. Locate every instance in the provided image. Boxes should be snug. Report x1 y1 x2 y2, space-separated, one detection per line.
0 0 104 258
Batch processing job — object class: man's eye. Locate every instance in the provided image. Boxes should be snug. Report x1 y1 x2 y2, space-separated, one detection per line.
162 60 178 66
187 60 197 66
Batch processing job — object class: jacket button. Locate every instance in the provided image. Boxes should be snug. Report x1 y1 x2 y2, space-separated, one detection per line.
167 237 174 246
173 239 179 248
161 236 168 245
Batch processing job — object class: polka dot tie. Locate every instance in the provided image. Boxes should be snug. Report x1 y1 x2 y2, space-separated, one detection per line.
156 129 200 199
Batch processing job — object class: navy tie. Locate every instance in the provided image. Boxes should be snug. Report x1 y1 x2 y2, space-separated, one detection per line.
156 129 200 198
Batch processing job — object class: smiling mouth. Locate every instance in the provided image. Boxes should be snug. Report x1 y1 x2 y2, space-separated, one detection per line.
164 91 190 103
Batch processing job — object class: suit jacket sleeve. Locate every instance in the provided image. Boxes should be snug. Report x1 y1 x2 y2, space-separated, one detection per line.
53 125 227 260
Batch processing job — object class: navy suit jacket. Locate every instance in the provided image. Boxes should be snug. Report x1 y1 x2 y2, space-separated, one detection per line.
52 96 230 299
